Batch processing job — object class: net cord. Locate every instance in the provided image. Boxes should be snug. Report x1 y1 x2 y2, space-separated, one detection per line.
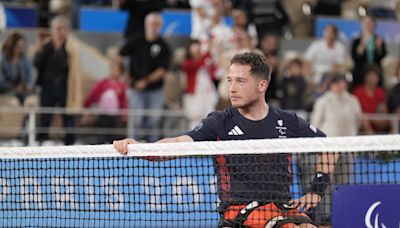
0 134 399 159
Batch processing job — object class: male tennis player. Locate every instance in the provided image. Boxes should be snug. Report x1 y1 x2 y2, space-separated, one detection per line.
114 52 337 228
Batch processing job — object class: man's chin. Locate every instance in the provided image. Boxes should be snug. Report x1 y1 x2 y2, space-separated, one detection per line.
230 102 242 108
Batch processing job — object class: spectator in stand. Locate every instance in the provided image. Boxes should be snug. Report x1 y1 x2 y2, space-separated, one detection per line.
304 24 347 87
259 32 280 102
312 75 362 137
278 58 307 116
232 8 258 47
201 6 234 58
0 32 34 105
119 12 171 142
82 57 128 144
189 0 214 39
351 14 387 89
353 66 390 134
251 0 288 36
34 16 82 145
181 40 219 129
119 0 162 39
231 0 254 23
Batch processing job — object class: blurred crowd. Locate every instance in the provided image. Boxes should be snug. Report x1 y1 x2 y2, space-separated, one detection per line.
0 0 399 146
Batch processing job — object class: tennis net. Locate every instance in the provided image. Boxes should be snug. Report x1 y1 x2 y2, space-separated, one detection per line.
0 135 399 227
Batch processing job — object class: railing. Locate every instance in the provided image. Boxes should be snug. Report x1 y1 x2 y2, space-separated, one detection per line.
0 106 399 146
0 106 189 146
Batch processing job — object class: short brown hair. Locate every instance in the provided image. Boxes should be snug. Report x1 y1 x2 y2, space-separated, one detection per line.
230 52 271 81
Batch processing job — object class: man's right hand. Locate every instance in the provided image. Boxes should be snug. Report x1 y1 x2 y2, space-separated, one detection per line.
113 138 138 155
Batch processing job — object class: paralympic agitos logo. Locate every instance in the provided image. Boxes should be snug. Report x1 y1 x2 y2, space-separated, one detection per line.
365 201 400 228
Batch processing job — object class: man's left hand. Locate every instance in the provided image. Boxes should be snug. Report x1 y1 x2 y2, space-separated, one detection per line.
288 192 322 211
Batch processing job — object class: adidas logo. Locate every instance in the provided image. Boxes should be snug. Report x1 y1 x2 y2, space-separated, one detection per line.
228 125 244 136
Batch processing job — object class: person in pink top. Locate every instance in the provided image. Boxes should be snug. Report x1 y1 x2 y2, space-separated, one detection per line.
352 66 390 134
82 57 128 143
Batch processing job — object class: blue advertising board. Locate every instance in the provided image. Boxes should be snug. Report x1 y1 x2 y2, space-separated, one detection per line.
315 17 400 44
4 6 36 28
332 185 400 228
79 8 233 35
0 157 219 227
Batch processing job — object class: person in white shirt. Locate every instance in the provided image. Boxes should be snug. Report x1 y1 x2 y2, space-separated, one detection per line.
304 24 347 85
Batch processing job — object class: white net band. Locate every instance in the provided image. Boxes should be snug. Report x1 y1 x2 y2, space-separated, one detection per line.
0 134 399 159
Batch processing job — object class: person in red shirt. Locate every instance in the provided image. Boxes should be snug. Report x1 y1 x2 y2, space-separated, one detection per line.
352 66 390 134
82 57 128 143
181 39 219 129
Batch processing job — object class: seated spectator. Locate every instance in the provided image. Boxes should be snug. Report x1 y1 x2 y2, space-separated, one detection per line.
278 58 307 115
232 8 258 47
312 75 362 137
304 24 347 86
0 32 34 105
259 32 280 101
353 66 390 134
82 57 128 144
181 39 218 129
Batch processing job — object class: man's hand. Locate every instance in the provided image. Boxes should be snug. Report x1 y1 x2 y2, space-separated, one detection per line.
113 138 138 155
134 79 147 91
289 193 322 211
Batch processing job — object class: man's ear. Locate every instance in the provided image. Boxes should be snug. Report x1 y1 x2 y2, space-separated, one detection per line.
260 80 269 93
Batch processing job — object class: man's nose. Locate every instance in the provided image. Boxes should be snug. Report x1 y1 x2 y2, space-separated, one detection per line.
229 82 237 93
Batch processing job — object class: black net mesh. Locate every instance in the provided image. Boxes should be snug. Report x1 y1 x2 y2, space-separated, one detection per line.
0 151 399 227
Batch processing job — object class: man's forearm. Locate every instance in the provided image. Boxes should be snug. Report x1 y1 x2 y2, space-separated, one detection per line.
156 135 194 143
146 68 167 85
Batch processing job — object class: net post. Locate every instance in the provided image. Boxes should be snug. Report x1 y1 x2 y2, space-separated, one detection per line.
28 108 36 146
392 118 399 133
127 108 135 139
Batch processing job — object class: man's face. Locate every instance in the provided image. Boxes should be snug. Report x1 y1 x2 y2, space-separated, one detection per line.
324 26 337 44
362 17 375 34
52 21 68 41
331 80 347 93
261 35 278 55
145 16 162 37
227 64 266 108
365 71 379 87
